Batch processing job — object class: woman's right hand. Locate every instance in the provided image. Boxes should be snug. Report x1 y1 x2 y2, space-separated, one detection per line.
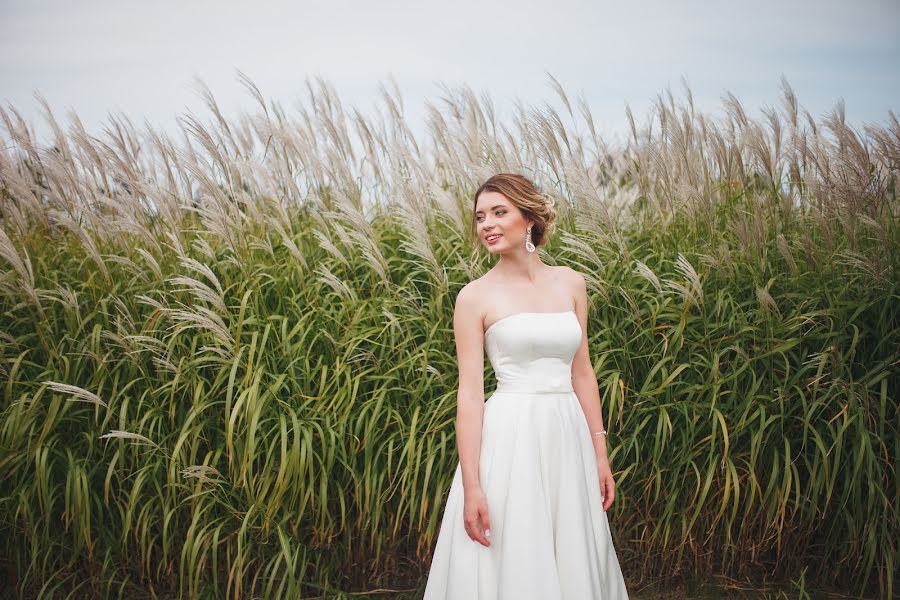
463 485 492 547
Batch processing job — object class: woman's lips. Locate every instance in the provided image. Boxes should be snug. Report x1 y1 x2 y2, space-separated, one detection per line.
485 234 502 245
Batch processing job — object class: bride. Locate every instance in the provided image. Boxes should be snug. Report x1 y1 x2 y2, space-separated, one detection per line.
423 173 629 599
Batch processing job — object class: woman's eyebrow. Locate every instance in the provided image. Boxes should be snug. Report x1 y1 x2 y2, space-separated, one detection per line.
475 204 507 214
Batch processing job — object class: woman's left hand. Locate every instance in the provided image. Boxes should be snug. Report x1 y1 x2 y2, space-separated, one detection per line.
596 456 616 512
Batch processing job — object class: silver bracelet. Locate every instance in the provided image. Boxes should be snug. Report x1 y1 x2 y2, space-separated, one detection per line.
591 429 608 438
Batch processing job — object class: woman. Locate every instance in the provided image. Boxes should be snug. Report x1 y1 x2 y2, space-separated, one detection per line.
423 173 629 599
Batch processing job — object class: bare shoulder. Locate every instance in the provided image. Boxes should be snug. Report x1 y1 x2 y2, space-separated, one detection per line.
555 265 586 288
455 280 480 307
454 280 486 318
554 266 586 311
457 270 498 305
453 280 488 341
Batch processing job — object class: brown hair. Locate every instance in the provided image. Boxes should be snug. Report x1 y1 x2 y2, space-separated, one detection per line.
471 173 558 247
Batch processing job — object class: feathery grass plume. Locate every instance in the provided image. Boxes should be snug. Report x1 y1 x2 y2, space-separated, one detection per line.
39 285 79 313
316 263 358 303
264 207 308 272
776 233 799 275
664 253 703 307
394 179 447 291
181 464 224 484
151 354 179 375
33 93 73 165
673 253 703 302
617 285 641 322
425 180 466 234
0 137 46 236
633 260 663 294
755 281 782 320
564 164 616 239
134 247 163 281
330 196 390 287
164 304 234 352
64 110 107 184
166 254 227 313
99 430 157 446
103 253 153 283
121 333 166 357
43 381 107 408
312 227 350 268
0 225 40 308
48 209 112 281
835 249 890 287
557 232 609 300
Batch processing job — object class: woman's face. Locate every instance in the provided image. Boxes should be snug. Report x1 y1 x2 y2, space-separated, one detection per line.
474 191 532 253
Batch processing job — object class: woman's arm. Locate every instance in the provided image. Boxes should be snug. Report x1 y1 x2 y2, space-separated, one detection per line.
568 269 610 462
567 268 617 510
452 283 486 490
452 284 493 546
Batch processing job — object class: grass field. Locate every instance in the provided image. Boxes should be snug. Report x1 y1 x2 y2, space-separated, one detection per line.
0 74 896 599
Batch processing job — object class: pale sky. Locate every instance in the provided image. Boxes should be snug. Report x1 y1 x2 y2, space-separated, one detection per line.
1 0 898 146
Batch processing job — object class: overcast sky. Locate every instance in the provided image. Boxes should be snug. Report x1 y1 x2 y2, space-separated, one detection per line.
1 0 898 147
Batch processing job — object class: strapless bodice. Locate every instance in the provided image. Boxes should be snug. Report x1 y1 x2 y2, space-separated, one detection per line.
484 311 581 394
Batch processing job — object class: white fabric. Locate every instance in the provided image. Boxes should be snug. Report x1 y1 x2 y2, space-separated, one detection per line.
424 311 630 599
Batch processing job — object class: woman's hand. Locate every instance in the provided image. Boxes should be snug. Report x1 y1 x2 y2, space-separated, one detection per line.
462 485 492 547
596 455 616 512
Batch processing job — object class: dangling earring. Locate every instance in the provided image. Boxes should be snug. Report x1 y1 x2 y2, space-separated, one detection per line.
525 226 536 253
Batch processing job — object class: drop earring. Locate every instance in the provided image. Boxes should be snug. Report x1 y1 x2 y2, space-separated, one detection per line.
525 226 536 253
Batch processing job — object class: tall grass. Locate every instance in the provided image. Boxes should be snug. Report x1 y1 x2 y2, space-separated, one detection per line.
0 73 897 599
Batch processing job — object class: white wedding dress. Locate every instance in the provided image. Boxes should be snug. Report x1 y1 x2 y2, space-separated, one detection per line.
423 310 629 599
